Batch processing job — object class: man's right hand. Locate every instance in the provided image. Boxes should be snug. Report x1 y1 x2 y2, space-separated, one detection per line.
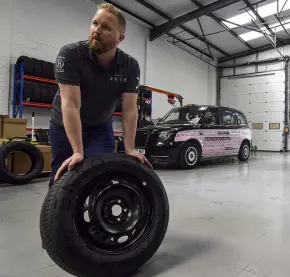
54 152 84 181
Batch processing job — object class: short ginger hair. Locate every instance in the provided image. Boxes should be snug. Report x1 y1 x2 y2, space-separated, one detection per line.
98 3 126 32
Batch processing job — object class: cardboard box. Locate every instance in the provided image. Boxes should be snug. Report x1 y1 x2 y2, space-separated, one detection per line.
1 118 27 139
37 145 52 172
7 144 52 174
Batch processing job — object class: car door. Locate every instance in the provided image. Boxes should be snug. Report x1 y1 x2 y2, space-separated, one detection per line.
220 107 240 155
200 107 223 157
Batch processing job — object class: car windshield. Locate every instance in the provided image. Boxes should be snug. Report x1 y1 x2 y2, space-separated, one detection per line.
159 106 207 124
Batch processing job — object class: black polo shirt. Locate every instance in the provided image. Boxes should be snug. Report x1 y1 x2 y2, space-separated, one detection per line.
50 40 140 127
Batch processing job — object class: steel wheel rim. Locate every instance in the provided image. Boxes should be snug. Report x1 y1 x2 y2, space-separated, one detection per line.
73 172 155 254
243 145 249 158
185 147 197 165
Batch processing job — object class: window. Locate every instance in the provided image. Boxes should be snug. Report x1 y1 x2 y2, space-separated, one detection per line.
159 106 206 124
235 112 247 126
269 123 280 130
221 109 236 126
202 108 220 125
252 123 263 129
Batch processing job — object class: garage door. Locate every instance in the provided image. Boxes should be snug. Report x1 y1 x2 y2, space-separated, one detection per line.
220 70 285 151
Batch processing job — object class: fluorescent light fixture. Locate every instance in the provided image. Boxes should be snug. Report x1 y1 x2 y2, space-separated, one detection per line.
223 11 256 28
223 0 290 29
239 18 290 41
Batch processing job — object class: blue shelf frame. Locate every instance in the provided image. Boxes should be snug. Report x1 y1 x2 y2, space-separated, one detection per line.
13 62 24 119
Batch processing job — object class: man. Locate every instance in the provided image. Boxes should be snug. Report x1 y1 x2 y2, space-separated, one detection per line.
48 3 151 188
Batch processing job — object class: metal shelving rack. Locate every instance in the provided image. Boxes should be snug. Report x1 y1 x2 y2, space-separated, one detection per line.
12 61 153 135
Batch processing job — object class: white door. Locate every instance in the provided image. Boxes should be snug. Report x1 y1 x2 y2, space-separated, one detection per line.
220 71 285 151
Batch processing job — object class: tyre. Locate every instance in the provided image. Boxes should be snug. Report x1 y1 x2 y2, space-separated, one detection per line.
47 84 58 103
32 58 42 77
0 141 44 185
23 80 34 102
41 61 55 79
39 84 51 104
16 56 34 75
237 140 250 161
40 153 169 277
178 141 201 169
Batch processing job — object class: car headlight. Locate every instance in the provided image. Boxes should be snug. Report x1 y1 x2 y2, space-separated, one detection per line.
158 131 174 141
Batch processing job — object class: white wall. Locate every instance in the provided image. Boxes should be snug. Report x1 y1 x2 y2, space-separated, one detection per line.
0 0 13 116
145 37 210 119
9 0 98 128
207 64 217 105
1 0 217 130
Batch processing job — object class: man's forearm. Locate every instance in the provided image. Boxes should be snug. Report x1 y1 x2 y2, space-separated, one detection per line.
123 108 138 153
62 105 83 155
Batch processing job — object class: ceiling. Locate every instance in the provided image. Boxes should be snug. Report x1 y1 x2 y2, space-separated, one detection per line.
103 0 290 65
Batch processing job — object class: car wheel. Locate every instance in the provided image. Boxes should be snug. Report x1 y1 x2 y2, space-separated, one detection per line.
40 153 169 277
238 141 250 161
178 141 201 169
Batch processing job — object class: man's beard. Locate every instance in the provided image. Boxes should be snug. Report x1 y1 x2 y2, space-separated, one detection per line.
89 35 115 54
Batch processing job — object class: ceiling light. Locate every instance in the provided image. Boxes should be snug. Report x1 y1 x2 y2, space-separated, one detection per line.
223 0 290 29
239 18 290 41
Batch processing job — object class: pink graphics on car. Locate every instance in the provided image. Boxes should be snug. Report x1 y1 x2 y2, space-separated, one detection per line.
174 128 252 158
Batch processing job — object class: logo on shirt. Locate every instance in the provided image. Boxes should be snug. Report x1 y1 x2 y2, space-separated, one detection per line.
110 74 127 83
55 56 65 72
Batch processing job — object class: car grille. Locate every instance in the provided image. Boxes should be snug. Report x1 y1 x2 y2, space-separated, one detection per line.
135 131 149 148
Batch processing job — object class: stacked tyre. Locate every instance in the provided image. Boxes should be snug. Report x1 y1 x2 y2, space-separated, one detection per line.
16 55 58 104
16 56 55 79
23 81 58 104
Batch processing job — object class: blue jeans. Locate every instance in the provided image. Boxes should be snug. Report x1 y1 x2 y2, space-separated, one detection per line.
48 121 115 188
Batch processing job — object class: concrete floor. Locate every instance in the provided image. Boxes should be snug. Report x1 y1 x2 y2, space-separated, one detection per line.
1 152 290 277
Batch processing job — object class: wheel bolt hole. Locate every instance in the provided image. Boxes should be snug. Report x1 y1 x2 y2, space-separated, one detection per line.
118 235 129 244
112 205 122 217
84 211 90 222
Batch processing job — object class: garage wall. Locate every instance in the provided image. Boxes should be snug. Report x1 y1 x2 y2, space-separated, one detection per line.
207 64 217 105
145 37 210 119
1 0 216 130
0 0 13 116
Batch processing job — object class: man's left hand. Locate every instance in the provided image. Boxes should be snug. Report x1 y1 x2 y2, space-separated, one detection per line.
126 149 153 168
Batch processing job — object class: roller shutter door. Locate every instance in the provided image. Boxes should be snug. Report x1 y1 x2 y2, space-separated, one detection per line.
220 71 285 151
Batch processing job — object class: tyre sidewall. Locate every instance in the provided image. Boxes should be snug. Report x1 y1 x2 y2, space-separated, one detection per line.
42 155 169 275
0 142 44 184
